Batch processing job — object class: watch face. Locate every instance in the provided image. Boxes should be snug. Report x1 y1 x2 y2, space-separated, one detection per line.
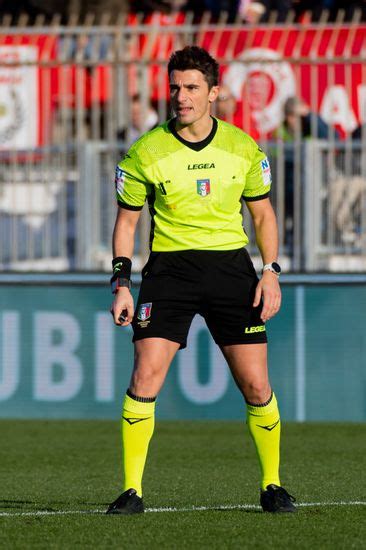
272 262 281 274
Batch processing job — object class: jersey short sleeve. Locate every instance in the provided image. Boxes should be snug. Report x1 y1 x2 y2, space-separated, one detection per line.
115 148 151 211
242 146 272 202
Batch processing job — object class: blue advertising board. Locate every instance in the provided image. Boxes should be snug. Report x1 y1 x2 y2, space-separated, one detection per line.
0 276 365 421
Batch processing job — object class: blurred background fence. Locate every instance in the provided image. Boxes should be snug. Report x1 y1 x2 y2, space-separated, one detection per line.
0 10 365 272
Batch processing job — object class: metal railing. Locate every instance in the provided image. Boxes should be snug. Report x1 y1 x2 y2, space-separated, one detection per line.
304 141 366 271
0 13 365 271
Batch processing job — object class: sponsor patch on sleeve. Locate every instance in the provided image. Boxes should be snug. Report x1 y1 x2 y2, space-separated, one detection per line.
115 166 125 195
260 157 272 187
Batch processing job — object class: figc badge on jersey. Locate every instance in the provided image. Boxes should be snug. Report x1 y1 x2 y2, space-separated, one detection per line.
196 179 211 196
261 158 272 187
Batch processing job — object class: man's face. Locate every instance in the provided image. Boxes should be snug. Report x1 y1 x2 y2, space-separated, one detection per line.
169 69 218 126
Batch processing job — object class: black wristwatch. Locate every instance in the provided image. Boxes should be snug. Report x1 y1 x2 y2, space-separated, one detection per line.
262 262 281 276
111 276 131 294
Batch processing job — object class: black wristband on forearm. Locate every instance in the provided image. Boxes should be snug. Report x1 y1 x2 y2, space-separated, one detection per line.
112 256 132 279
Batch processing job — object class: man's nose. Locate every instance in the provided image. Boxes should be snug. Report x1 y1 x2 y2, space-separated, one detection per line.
177 87 187 102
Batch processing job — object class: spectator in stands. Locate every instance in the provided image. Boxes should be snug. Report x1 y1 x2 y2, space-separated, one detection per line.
129 0 189 14
0 0 130 23
215 84 237 123
134 0 242 22
273 96 336 248
351 124 366 141
238 1 266 22
202 0 241 21
292 0 365 22
239 0 291 22
215 83 260 138
68 0 128 21
117 93 158 146
276 96 332 141
0 0 56 22
329 122 366 245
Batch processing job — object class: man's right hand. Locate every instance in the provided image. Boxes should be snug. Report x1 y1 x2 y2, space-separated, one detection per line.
110 288 134 326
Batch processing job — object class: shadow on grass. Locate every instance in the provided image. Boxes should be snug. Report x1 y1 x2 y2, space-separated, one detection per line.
0 499 107 512
0 500 40 510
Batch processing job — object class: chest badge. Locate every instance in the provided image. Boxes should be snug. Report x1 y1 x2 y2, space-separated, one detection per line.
196 179 210 197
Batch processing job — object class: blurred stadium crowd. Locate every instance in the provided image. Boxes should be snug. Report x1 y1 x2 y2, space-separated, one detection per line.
0 0 365 22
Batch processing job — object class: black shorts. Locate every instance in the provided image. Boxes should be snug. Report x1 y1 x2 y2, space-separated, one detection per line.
132 248 267 349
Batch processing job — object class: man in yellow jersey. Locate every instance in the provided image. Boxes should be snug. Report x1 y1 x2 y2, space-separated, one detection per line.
107 46 296 515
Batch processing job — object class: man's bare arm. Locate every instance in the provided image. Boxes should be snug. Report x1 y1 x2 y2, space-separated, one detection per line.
245 198 281 322
111 207 141 326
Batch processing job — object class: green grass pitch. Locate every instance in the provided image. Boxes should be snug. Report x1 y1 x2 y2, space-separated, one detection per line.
0 420 365 549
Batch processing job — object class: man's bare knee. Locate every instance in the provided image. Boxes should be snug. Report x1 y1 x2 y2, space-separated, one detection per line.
130 363 163 393
241 380 272 404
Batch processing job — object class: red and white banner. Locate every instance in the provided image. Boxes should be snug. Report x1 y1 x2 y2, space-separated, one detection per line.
219 46 365 138
0 35 59 149
1 20 365 146
145 20 366 138
0 46 39 149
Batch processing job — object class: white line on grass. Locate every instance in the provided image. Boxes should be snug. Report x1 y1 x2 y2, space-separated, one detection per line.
0 501 365 517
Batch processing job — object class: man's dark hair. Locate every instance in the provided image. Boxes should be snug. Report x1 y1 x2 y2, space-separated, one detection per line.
168 46 219 89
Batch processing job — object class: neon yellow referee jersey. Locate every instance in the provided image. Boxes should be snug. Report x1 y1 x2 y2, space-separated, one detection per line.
115 117 271 251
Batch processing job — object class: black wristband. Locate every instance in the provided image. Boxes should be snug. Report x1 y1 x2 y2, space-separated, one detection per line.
112 256 132 279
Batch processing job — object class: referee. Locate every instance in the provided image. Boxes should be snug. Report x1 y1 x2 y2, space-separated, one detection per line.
107 46 296 514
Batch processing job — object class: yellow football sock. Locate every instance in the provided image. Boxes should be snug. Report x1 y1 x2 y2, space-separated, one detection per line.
246 392 281 490
121 392 156 498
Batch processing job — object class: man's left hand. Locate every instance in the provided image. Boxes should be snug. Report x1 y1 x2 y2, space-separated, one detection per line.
253 271 282 322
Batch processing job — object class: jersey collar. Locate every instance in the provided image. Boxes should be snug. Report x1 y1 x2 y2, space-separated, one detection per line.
168 117 218 151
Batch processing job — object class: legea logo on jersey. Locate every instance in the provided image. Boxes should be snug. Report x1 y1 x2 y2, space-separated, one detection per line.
197 179 210 197
138 303 152 321
188 163 215 170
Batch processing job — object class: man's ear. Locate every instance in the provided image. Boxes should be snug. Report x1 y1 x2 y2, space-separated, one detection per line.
208 85 219 103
